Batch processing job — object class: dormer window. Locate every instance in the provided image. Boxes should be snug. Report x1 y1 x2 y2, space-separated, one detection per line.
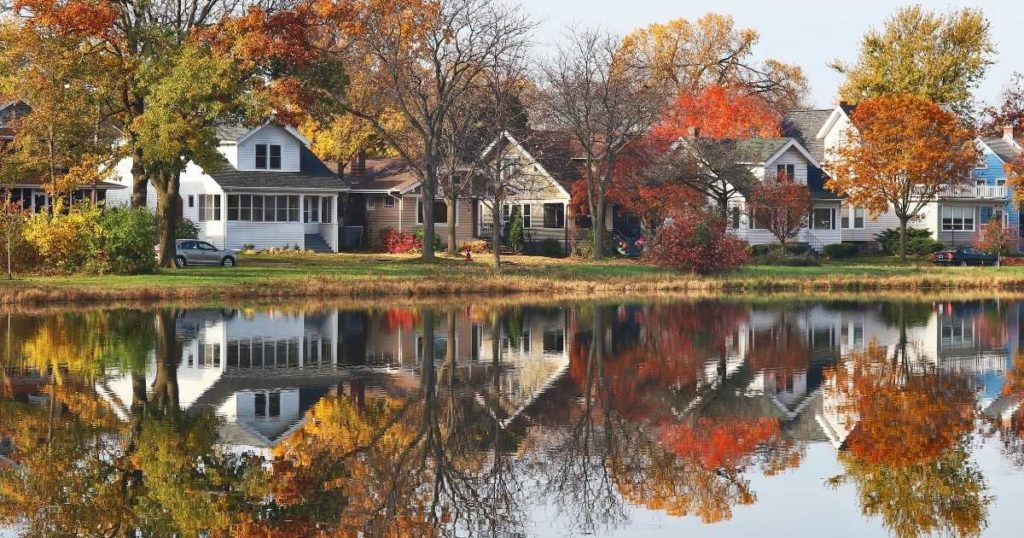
776 164 796 181
255 144 282 170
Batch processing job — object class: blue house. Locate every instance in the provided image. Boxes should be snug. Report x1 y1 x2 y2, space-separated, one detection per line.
977 127 1023 243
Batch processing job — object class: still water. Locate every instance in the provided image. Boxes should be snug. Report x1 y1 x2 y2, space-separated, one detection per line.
1 299 1023 537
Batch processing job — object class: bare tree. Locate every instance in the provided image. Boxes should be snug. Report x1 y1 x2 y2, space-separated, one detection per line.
538 28 664 259
345 0 533 260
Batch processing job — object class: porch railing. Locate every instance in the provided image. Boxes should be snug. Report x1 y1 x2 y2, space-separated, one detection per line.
939 185 1006 199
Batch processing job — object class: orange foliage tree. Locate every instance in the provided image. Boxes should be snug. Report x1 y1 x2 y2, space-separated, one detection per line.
651 84 781 141
747 180 812 250
825 95 978 260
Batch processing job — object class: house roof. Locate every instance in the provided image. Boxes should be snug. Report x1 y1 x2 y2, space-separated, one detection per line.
210 146 347 191
782 109 833 162
10 178 125 190
345 158 421 193
215 123 253 142
735 137 794 162
980 136 1021 164
513 129 583 190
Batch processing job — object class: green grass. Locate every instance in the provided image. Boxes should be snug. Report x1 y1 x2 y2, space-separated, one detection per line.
2 252 1023 306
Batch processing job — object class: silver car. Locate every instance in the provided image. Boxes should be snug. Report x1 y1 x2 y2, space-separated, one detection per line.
173 239 237 268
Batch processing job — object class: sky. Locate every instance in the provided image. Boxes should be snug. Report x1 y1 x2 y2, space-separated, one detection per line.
517 0 1024 110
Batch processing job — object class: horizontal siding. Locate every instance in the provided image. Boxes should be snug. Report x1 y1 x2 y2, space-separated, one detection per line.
236 124 302 172
360 194 475 248
765 146 809 185
226 221 305 251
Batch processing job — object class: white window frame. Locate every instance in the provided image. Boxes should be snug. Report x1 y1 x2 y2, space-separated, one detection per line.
941 206 975 232
254 143 282 170
810 207 835 230
365 196 376 210
383 196 396 208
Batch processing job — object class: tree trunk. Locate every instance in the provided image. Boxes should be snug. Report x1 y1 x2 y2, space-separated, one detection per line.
155 172 180 268
898 217 909 262
131 145 147 208
446 198 458 255
491 202 502 268
717 196 730 223
592 199 605 260
422 167 437 261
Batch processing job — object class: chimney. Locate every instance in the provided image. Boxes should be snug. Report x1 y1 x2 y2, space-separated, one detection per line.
1004 125 1015 141
349 150 366 180
687 126 700 139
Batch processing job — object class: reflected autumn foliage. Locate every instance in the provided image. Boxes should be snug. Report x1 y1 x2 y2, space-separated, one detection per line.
825 343 990 538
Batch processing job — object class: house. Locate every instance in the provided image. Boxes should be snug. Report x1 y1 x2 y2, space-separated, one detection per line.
109 120 347 252
343 130 615 254
709 134 842 252
978 127 1022 236
786 103 1013 249
1 99 125 209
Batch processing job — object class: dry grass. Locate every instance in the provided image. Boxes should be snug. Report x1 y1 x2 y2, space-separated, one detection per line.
0 252 1022 307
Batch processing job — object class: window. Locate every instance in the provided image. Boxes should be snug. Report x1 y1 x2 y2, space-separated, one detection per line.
417 199 451 224
543 329 565 354
365 196 376 210
226 194 298 222
731 206 741 229
188 195 195 208
321 197 333 224
522 204 532 228
269 145 281 169
197 194 221 222
811 207 834 230
543 203 565 229
255 144 267 169
254 144 282 170
841 206 864 229
776 164 796 181
941 206 975 231
383 196 395 208
749 208 763 229
305 196 320 223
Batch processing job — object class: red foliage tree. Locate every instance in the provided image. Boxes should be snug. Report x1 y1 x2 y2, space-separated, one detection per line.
645 212 750 274
747 179 812 250
650 84 782 142
973 220 1018 255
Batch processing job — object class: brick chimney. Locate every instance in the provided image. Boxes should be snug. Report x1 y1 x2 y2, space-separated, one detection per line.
687 126 700 139
1004 125 1015 141
349 150 366 180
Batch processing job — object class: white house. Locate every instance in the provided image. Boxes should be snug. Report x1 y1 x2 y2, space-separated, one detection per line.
718 136 843 251
109 120 347 252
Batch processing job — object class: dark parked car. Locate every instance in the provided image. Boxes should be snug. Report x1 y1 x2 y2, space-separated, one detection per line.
164 239 238 268
932 247 998 267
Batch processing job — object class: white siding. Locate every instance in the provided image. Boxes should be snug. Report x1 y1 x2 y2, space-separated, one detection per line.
764 146 810 185
236 124 302 172
841 203 905 243
225 221 306 251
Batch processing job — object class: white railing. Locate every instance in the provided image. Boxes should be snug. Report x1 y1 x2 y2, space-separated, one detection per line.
940 185 1006 199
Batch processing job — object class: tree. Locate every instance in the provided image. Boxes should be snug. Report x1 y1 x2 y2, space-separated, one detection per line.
0 196 27 279
645 210 750 274
974 220 1017 256
619 14 808 115
830 6 994 120
539 27 663 259
748 179 811 250
982 72 1024 135
341 0 533 261
825 95 977 261
655 84 781 140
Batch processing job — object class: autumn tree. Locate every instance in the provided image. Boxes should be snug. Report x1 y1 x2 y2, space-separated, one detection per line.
341 0 533 260
0 197 27 279
982 72 1024 136
748 180 811 250
539 28 663 259
619 13 808 115
655 84 781 140
826 95 977 261
830 6 995 120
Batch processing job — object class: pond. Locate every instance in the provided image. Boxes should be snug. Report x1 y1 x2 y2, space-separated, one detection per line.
1 298 1023 537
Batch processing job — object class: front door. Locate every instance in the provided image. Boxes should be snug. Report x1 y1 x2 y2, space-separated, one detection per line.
304 196 321 234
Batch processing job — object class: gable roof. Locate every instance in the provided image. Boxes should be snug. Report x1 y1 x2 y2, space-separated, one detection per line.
815 104 856 140
980 136 1022 164
782 109 833 162
512 129 583 190
216 120 310 146
345 158 421 193
209 145 347 191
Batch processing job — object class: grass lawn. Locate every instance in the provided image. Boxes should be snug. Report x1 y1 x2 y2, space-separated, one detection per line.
2 252 1023 305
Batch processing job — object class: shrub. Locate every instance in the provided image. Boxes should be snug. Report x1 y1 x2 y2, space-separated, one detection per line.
381 227 418 254
823 242 859 259
536 238 564 257
413 227 442 252
572 229 615 259
755 249 821 266
24 201 102 273
508 210 525 253
458 240 489 254
99 206 157 274
645 214 750 274
974 221 1018 255
175 217 199 239
875 227 943 255
0 200 33 276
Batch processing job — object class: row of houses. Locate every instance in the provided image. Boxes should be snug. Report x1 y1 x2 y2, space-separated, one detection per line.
3 96 1022 254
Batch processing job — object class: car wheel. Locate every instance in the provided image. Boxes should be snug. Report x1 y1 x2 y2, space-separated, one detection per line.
174 256 187 268
221 256 236 268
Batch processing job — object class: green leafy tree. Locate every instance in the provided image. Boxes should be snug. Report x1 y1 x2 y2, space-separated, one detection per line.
508 208 525 254
830 6 995 120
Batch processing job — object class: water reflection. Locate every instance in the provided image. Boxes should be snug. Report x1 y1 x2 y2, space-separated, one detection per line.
2 299 1023 536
